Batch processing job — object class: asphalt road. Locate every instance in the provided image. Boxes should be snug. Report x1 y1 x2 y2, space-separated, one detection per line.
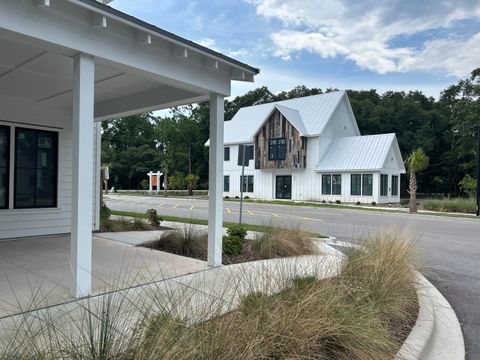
105 194 480 359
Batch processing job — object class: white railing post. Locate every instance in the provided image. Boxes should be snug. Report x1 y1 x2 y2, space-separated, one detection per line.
71 53 95 298
208 93 224 266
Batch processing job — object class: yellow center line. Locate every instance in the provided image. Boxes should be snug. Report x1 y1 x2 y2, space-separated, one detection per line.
302 217 323 222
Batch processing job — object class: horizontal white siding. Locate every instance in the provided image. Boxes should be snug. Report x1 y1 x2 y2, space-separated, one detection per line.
0 95 99 240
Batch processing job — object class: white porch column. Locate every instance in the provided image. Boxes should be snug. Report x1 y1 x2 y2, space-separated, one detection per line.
71 53 95 298
208 93 224 267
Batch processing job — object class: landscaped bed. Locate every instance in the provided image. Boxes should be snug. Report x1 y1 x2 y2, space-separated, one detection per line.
1 232 419 359
139 223 319 265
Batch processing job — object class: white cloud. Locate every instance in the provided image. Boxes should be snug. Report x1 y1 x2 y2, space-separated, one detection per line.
247 0 480 76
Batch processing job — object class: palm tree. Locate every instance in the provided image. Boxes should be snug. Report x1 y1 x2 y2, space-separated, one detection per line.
405 148 429 213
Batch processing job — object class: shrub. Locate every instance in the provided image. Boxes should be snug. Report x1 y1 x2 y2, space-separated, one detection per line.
141 225 207 259
100 202 112 229
225 196 230 199
371 201 377 206
146 209 162 228
222 235 244 255
251 226 317 259
227 224 247 239
244 195 250 199
356 201 361 205
321 199 326 203
186 174 200 196
335 199 341 204
235 196 239 199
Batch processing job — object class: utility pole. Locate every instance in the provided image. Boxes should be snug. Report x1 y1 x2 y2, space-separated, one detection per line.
239 144 246 225
476 124 480 216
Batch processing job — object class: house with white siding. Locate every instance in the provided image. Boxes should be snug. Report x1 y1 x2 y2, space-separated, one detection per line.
0 0 258 298
211 91 405 204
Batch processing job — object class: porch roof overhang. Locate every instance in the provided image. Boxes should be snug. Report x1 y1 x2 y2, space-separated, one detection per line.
0 0 259 121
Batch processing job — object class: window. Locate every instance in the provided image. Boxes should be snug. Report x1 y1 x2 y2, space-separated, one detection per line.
224 147 230 161
351 174 361 195
240 175 254 192
332 174 342 195
362 174 373 196
15 128 58 208
380 174 388 196
0 126 9 209
268 138 286 160
238 144 254 166
224 175 230 192
392 175 399 196
322 175 332 195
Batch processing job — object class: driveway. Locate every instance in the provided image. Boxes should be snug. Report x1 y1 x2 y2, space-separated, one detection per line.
106 194 480 359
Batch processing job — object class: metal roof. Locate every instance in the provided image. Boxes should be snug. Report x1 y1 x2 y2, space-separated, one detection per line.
74 0 259 75
316 133 404 172
221 91 346 145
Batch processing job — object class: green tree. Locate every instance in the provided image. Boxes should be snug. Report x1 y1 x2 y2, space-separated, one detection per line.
405 148 429 213
458 174 476 198
168 172 186 190
185 174 200 196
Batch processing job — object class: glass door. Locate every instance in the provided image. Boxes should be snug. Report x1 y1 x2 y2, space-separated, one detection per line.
275 175 292 199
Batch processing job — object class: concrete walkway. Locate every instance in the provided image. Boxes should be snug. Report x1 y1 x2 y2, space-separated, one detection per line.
0 235 206 318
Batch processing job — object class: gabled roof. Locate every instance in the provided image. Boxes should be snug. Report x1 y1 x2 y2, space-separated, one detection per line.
220 91 347 145
316 133 405 172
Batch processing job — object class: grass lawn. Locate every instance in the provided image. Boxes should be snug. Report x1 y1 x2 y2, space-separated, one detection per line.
110 209 327 238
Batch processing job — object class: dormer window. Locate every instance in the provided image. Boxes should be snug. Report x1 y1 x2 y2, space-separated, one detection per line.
268 138 286 160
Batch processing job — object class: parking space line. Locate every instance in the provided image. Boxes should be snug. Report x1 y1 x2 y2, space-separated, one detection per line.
247 210 254 215
272 213 280 217
172 204 178 209
190 205 194 210
226 208 232 214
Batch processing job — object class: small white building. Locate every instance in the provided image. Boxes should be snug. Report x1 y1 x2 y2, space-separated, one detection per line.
209 91 405 204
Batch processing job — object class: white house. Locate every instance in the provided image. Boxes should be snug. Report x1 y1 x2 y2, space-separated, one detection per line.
0 0 258 297
211 91 405 204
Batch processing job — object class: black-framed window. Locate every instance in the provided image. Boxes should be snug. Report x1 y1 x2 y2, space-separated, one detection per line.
224 175 230 192
0 126 9 209
362 174 373 196
268 138 286 160
238 144 254 166
240 175 254 192
351 174 361 195
322 175 332 195
332 174 342 195
392 175 399 196
15 128 58 209
380 174 388 196
224 147 230 161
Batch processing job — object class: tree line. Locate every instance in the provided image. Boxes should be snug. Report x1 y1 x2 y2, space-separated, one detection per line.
101 68 480 196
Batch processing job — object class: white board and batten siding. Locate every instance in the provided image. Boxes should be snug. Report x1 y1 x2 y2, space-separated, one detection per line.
0 96 101 240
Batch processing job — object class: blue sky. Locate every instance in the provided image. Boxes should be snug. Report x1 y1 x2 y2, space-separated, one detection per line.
111 0 480 99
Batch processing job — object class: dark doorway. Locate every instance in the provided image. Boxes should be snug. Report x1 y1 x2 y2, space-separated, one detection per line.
276 175 292 199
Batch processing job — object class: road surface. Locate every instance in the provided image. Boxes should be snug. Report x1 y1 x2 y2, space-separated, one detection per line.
105 194 480 359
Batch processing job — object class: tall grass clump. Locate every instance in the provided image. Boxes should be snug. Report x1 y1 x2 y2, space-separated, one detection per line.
251 223 318 259
422 197 476 213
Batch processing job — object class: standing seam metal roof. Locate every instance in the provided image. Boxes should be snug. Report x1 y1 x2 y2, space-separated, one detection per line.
221 91 346 145
316 133 402 172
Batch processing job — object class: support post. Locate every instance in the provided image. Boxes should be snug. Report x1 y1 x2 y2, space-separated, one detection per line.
476 124 480 216
208 93 224 266
71 53 95 298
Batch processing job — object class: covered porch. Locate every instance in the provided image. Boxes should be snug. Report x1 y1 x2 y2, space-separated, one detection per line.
0 0 258 299
0 234 206 318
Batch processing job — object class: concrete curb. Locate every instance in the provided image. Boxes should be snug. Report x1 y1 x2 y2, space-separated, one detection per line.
396 274 465 360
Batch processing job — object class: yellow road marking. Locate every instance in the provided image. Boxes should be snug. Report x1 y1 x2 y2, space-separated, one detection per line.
226 208 232 214
247 210 254 215
272 213 280 217
190 205 194 210
303 217 323 222
172 204 178 209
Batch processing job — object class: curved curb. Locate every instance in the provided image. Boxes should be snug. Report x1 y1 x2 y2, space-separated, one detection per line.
396 274 465 360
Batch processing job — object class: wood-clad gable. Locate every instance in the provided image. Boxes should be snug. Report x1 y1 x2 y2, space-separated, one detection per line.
254 109 307 169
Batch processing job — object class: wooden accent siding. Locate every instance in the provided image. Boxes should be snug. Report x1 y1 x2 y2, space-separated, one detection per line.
254 109 307 169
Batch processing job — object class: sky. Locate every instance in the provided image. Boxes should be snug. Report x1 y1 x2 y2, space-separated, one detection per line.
111 0 480 99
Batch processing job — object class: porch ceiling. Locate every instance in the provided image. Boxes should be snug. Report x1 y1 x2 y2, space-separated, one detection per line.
0 31 207 120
